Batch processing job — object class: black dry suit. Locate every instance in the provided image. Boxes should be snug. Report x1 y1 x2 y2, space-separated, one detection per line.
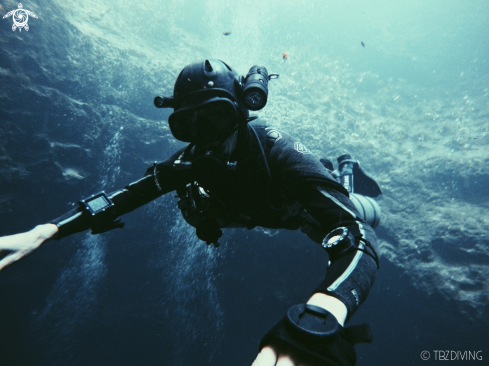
50 121 380 319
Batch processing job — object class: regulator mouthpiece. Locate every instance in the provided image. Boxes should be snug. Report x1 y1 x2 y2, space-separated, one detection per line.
154 96 175 108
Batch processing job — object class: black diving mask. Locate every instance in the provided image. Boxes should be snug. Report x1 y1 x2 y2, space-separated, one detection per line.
169 99 239 145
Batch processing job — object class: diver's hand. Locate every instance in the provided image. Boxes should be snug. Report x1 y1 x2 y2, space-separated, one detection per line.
252 345 299 366
252 294 348 366
0 224 58 271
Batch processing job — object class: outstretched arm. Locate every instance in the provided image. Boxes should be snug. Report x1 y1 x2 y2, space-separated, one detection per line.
253 182 379 366
0 224 58 271
0 151 191 271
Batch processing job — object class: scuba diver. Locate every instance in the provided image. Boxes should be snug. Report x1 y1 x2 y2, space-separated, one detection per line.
0 59 382 366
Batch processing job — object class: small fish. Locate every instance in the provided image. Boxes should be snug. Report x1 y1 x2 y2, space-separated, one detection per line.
223 32 231 36
361 41 365 48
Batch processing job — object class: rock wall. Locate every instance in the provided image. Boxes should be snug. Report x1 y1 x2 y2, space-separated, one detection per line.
1 0 488 364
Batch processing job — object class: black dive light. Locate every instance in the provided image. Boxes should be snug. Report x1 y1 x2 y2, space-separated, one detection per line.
154 64 278 112
242 66 279 111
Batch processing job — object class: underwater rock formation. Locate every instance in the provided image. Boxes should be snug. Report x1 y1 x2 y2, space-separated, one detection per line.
0 0 488 365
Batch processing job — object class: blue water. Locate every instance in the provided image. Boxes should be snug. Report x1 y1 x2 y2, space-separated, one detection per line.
1 0 488 365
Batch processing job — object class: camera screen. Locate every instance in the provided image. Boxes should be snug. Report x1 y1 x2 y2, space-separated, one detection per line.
87 196 110 212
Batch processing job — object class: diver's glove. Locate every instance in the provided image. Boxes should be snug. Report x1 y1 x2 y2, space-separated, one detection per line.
260 304 372 366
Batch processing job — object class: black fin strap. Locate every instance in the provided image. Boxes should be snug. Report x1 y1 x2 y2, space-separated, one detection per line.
344 323 373 345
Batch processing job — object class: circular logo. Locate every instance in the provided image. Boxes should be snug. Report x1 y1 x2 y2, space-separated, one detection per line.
420 350 430 360
13 9 28 29
3 3 39 32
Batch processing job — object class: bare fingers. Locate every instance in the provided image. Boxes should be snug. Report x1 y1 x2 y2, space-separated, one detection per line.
0 248 33 271
0 224 58 271
252 346 277 366
252 345 308 366
276 354 296 366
